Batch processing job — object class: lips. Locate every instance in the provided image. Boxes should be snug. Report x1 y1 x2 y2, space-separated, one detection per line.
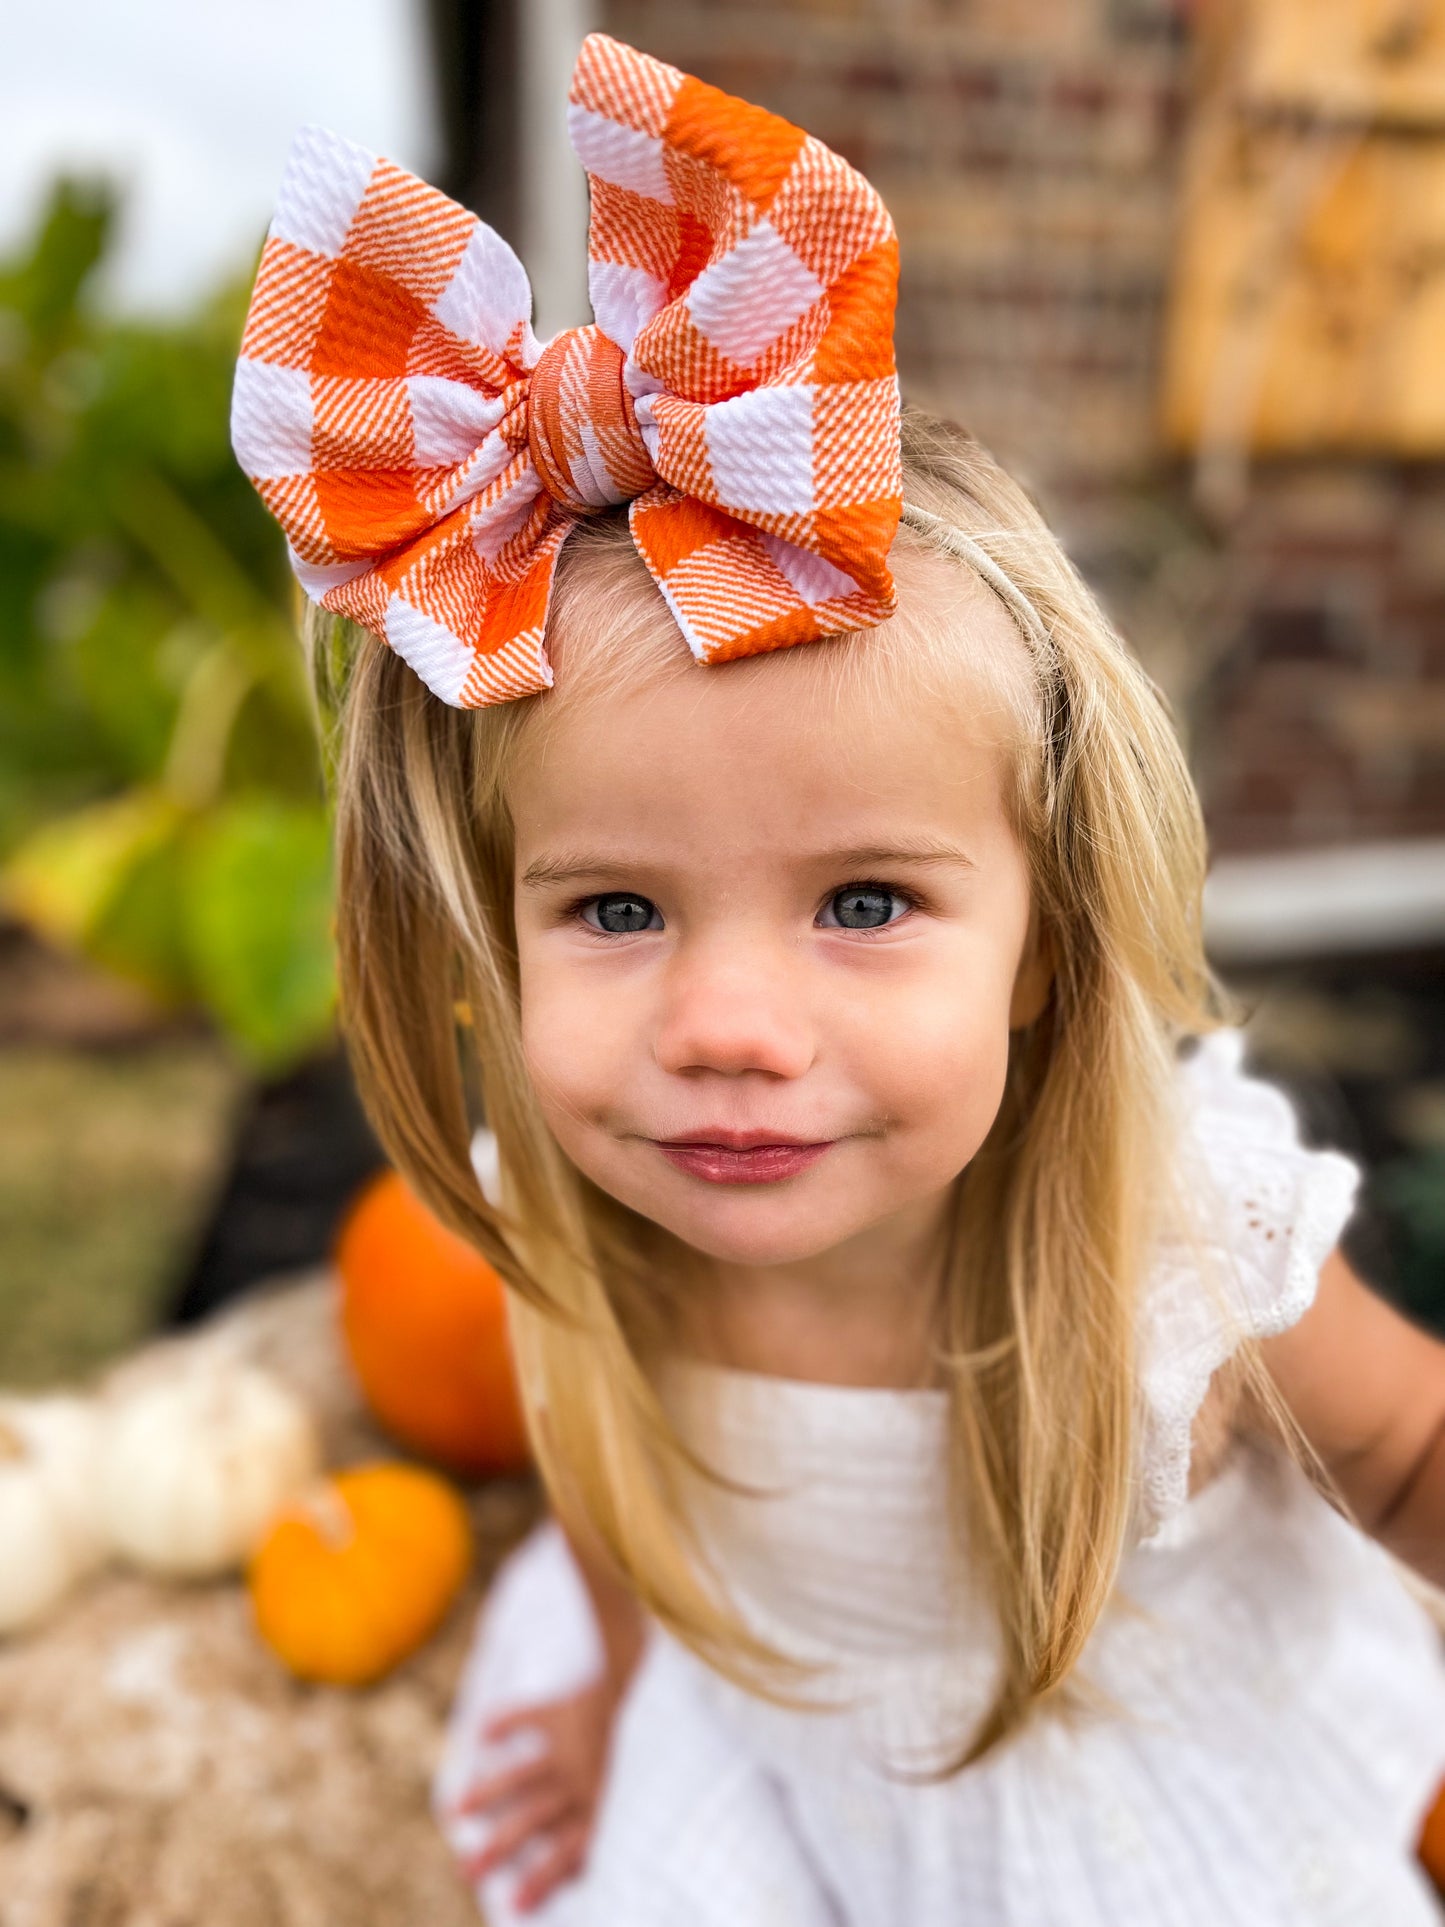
652 1132 834 1185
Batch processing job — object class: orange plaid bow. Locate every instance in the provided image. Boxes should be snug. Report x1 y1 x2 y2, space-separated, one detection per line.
231 34 902 707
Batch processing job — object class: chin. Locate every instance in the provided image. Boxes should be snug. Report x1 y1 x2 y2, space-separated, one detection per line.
640 1192 871 1269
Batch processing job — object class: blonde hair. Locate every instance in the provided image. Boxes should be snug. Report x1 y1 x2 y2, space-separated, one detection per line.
315 408 1238 1763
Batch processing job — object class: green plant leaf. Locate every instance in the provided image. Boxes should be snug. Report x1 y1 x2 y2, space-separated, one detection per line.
183 799 336 1070
0 787 181 955
69 583 190 779
222 677 328 802
85 813 192 1001
0 178 114 350
0 173 332 1063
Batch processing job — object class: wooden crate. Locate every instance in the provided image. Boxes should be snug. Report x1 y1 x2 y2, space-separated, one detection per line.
1236 0 1445 126
1161 8 1445 456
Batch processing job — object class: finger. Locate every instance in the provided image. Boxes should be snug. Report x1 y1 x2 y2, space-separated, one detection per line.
513 1817 591 1914
483 1703 555 1743
450 1754 554 1818
460 1791 578 1884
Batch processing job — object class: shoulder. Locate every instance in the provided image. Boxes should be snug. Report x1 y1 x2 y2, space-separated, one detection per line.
1135 1028 1363 1535
1170 1028 1362 1335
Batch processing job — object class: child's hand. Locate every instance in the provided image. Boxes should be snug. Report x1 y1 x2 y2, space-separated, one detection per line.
449 1676 621 1912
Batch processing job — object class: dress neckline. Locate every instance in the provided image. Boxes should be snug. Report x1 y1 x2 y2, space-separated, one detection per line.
660 1352 949 1406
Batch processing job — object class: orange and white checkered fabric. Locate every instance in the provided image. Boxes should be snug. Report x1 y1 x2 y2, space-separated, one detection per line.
231 33 902 707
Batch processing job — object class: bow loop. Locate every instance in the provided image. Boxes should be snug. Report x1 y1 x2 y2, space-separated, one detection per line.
232 36 903 708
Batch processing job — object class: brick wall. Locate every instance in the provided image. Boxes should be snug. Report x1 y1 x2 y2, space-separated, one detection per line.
606 0 1189 495
1187 467 1445 854
597 0 1445 859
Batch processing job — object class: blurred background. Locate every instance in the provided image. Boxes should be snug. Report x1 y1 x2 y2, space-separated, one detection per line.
3 0 1444 1397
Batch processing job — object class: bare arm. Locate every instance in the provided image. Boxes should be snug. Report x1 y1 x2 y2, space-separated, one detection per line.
1254 1246 1445 1584
445 1499 646 1911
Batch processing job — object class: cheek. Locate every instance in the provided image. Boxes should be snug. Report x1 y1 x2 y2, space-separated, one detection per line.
851 958 1015 1173
516 945 632 1128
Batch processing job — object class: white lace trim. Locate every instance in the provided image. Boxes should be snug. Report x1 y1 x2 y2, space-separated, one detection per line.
1135 1030 1362 1540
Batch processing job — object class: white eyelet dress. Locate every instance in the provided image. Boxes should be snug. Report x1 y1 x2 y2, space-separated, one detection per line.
434 1032 1445 1926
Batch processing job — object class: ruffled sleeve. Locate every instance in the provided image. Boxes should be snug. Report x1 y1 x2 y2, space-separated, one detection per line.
1134 1028 1362 1540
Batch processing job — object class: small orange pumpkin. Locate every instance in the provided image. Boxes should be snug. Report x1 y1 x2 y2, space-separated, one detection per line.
1419 1777 1445 1894
336 1170 530 1475
248 1461 472 1686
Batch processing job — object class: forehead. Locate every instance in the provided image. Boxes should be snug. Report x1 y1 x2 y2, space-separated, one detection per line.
505 539 1034 861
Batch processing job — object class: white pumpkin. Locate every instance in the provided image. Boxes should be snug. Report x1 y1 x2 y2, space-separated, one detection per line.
96 1360 321 1579
0 1394 107 1633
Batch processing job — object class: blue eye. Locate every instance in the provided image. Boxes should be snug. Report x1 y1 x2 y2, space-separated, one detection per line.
584 893 661 934
820 886 907 931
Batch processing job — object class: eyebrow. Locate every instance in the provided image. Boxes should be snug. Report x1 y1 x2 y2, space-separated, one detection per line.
518 839 978 891
813 841 979 875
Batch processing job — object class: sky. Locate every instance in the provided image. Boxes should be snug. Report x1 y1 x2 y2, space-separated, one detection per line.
1 0 435 312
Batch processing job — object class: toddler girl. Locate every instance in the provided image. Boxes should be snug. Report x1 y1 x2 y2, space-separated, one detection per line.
233 35 1445 1924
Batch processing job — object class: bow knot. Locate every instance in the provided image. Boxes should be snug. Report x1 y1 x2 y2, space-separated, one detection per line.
527 324 656 515
231 33 903 708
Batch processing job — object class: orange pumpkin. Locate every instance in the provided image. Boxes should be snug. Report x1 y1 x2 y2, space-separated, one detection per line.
248 1461 472 1685
336 1169 530 1475
1419 1777 1445 1894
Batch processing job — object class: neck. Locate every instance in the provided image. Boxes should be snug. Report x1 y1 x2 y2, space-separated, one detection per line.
677 1185 956 1389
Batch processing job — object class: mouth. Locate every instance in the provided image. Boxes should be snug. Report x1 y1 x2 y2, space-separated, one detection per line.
651 1131 836 1186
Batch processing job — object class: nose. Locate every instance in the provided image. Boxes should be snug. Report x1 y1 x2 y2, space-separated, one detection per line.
653 931 815 1081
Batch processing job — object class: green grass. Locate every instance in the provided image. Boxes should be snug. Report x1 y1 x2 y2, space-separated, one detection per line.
0 1042 243 1388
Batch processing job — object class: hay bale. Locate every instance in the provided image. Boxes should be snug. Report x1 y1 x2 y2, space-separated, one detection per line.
0 1271 540 1926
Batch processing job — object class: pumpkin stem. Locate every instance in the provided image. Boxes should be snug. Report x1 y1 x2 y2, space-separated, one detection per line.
0 1417 28 1462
